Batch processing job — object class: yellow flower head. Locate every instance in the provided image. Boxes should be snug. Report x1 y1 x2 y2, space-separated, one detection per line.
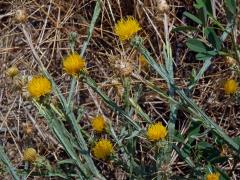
91 115 105 133
114 16 141 41
27 76 51 98
147 122 167 141
6 66 19 78
92 139 113 160
224 79 238 95
23 148 38 162
63 53 85 75
206 172 220 180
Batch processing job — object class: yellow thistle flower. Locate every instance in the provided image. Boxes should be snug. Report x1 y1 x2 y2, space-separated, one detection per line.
92 139 113 160
224 79 238 95
27 76 52 98
91 115 106 133
206 172 220 180
147 122 167 141
6 66 19 78
23 148 38 162
114 16 141 41
63 53 85 75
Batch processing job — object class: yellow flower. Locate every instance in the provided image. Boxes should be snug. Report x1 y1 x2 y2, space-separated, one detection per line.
6 66 19 77
92 139 113 160
147 122 167 141
206 172 220 180
91 115 105 133
27 76 52 98
23 148 38 162
114 16 141 41
224 79 238 95
63 53 85 75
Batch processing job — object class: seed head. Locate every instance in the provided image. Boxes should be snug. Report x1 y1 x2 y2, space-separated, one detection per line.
6 66 19 78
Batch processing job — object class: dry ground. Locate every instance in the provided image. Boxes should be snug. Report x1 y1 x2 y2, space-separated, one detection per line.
0 0 240 179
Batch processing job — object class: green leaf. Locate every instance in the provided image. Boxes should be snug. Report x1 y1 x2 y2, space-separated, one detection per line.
57 159 76 165
225 0 236 15
125 130 142 140
233 136 240 145
204 27 222 50
183 12 203 25
203 0 213 16
187 121 201 143
173 145 195 168
173 132 185 143
195 53 214 61
194 0 212 25
186 39 208 53
197 141 212 149
194 0 205 9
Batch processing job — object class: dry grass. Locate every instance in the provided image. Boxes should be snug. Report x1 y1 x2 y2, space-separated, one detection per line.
0 0 240 179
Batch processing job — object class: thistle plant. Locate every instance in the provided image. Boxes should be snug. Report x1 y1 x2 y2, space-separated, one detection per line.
0 0 239 179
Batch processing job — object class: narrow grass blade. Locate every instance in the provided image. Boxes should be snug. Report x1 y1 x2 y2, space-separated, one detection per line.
0 145 19 180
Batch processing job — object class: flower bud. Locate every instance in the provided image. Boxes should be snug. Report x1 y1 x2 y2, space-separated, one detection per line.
23 148 38 162
6 66 19 78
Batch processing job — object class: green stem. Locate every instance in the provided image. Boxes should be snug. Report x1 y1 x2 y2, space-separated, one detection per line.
82 73 141 131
